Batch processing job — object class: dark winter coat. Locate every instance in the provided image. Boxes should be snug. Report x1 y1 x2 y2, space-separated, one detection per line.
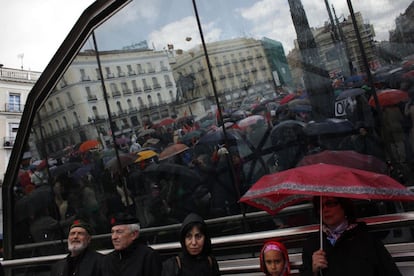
161 213 220 276
300 222 401 276
101 239 161 276
50 248 103 276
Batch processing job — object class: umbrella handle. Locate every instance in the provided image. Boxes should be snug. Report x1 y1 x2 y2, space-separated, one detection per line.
320 196 323 250
319 196 324 276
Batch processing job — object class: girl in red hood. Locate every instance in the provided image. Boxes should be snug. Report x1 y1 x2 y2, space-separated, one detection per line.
260 241 290 276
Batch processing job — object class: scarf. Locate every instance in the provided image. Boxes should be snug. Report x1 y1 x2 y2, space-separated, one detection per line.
323 220 357 245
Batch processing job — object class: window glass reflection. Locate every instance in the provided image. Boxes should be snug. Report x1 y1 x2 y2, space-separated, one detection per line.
12 0 414 259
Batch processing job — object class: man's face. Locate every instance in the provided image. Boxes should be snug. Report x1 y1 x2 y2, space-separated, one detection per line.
68 227 90 256
111 225 138 251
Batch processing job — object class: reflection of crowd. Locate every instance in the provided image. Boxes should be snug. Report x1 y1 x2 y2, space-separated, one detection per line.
13 64 414 258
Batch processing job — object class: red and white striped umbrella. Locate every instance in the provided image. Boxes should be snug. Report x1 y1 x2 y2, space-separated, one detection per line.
240 163 414 215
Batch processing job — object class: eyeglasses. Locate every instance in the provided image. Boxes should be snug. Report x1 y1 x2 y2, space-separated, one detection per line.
322 200 340 208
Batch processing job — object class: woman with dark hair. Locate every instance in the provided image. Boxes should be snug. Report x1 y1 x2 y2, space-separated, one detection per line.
162 213 220 276
300 196 401 276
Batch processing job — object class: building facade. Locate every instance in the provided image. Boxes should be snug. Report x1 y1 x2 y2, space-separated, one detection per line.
172 37 278 110
0 67 40 180
32 48 179 156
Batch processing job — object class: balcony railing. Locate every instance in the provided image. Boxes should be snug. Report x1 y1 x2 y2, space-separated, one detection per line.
0 67 41 82
122 89 132 96
112 91 121 97
3 103 24 113
87 95 98 101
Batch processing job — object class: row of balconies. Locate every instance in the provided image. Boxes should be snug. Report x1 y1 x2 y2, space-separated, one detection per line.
80 67 166 83
213 55 264 67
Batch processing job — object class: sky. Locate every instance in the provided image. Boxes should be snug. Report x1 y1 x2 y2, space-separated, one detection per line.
0 0 412 72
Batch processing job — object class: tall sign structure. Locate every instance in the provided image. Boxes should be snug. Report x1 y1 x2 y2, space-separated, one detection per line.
288 0 334 119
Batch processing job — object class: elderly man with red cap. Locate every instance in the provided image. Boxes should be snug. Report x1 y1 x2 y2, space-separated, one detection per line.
101 213 161 276
51 220 103 276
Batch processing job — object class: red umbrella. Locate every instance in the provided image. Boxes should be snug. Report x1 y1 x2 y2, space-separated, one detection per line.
240 163 414 250
368 89 409 107
279 94 296 105
79 140 100 153
296 150 388 174
237 115 265 130
402 70 414 79
157 118 175 127
159 143 189 161
240 163 414 216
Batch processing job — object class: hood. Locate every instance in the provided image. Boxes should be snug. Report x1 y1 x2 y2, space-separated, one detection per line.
180 213 212 256
259 241 290 276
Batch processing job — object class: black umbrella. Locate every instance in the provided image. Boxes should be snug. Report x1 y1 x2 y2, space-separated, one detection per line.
336 88 366 100
50 162 82 177
198 128 242 145
270 120 306 147
15 185 54 222
143 163 201 183
304 118 354 136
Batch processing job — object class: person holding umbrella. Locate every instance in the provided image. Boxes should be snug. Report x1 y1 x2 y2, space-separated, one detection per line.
300 196 401 276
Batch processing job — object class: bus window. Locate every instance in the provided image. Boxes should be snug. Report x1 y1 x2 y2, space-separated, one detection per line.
4 0 414 267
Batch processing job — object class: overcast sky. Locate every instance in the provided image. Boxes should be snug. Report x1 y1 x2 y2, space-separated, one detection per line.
0 0 412 72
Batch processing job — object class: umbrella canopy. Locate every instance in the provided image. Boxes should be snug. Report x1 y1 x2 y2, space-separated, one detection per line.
105 153 137 173
157 118 175 127
159 143 189 161
240 163 414 215
135 150 158 163
288 98 310 107
368 89 409 108
402 70 414 79
142 138 160 148
138 128 156 138
296 150 388 174
200 119 215 129
304 118 354 136
50 162 82 177
180 130 202 143
143 163 201 182
79 140 100 152
279 94 296 105
270 120 306 147
336 88 366 100
198 128 242 145
237 115 265 130
15 185 54 222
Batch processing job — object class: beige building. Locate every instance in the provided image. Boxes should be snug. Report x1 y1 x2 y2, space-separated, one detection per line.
0 66 40 180
172 37 275 109
33 48 179 154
